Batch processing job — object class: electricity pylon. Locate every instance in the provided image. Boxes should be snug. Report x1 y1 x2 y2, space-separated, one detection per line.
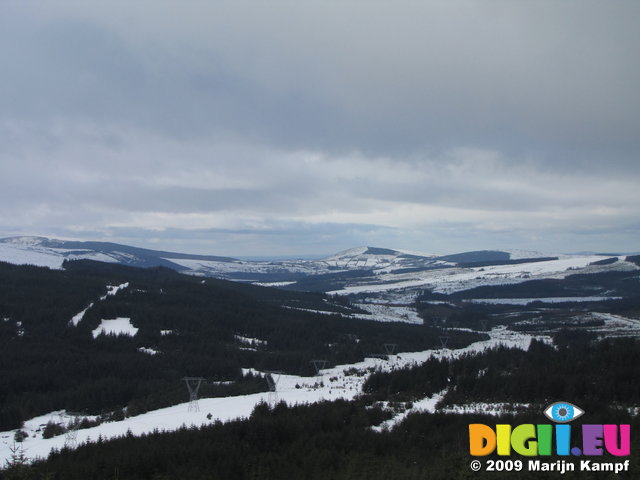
183 377 206 412
264 371 283 406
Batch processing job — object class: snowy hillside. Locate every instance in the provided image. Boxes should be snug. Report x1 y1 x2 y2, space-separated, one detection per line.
0 236 235 271
321 246 435 267
0 238 119 269
0 237 635 298
6 309 640 465
0 326 541 464
327 254 638 296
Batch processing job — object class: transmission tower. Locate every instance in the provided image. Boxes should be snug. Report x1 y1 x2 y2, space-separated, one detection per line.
439 335 449 349
383 343 397 356
183 377 206 412
60 412 83 448
311 359 328 376
264 371 283 406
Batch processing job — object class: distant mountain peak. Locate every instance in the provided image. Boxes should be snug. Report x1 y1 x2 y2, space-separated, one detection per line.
0 235 50 246
322 246 402 262
323 246 435 262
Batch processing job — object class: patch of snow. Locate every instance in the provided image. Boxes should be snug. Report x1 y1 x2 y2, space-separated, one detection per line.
587 313 640 338
281 305 336 315
467 296 622 305
69 303 94 327
102 283 129 299
440 402 531 415
252 281 297 287
372 389 448 432
138 347 159 355
351 303 423 324
92 318 138 339
234 335 267 346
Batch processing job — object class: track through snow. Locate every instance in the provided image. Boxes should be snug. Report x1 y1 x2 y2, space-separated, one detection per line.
69 282 129 327
0 326 543 464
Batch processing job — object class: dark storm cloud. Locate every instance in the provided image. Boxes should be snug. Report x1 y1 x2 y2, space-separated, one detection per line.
3 2 639 163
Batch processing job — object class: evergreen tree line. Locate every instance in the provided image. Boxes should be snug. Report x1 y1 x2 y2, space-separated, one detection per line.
4 399 639 480
363 333 640 413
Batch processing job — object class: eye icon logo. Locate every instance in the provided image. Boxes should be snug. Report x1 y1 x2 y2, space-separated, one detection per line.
544 402 584 423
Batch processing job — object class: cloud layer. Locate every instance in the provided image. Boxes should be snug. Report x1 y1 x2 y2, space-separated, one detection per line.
1 1 638 255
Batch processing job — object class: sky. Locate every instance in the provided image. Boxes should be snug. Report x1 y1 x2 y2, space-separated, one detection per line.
1 1 639 257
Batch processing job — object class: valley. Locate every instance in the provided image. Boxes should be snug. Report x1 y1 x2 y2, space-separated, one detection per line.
1 237 639 478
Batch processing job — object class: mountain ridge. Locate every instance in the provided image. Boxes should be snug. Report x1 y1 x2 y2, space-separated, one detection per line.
1 236 629 295
0 236 557 268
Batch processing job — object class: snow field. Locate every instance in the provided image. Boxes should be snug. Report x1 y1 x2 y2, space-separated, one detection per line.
0 244 65 269
0 243 123 270
92 318 138 338
328 255 622 296
371 390 448 432
351 303 423 324
587 313 640 338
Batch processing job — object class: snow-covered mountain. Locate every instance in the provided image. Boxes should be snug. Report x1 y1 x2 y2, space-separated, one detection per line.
0 236 238 271
0 237 529 280
1 236 635 296
319 246 446 272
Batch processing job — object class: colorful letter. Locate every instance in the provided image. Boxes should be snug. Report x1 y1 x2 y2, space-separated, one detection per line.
555 424 571 456
604 425 630 456
469 424 496 456
537 424 553 456
511 424 537 456
582 425 604 456
496 424 512 456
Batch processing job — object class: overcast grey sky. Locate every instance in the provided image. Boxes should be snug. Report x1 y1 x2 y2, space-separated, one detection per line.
1 1 639 256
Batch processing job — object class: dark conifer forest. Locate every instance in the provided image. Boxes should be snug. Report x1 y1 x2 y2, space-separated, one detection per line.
5 335 640 480
0 260 482 431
